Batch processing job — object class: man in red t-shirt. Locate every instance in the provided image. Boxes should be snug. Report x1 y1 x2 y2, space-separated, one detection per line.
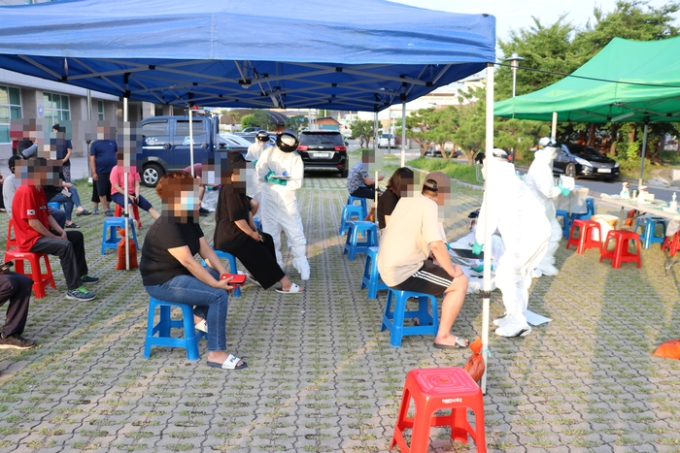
12 158 99 301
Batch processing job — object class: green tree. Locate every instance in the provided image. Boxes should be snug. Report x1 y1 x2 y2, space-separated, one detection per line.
351 120 375 148
396 108 437 156
240 110 275 131
285 115 309 132
453 87 487 165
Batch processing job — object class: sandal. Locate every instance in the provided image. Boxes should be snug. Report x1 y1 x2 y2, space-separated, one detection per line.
195 319 208 333
65 222 81 229
207 354 247 370
433 336 469 349
275 283 303 294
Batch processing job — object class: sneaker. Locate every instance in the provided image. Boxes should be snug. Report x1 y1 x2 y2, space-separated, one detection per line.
76 209 91 216
66 287 96 301
195 320 208 333
92 207 100 215
104 209 114 217
0 334 37 350
199 207 210 216
81 275 99 284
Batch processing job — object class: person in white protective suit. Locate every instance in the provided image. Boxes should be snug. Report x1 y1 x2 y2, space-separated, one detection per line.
524 142 571 277
472 149 551 337
245 131 271 204
255 129 310 281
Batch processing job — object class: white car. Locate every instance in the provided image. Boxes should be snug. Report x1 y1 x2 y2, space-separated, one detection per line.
378 133 395 148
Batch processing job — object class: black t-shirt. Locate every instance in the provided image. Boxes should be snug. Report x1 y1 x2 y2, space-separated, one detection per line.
378 189 399 229
214 182 251 251
140 220 204 286
43 172 68 201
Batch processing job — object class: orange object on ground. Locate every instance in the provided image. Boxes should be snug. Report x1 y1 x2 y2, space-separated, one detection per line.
390 367 486 452
116 228 138 270
624 209 638 227
653 339 680 359
463 336 485 383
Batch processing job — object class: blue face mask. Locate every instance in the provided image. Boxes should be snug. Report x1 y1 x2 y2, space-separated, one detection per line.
180 191 200 211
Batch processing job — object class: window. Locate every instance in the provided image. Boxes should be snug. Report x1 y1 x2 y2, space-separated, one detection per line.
97 100 105 121
175 120 206 146
141 121 169 147
43 92 70 125
0 86 22 144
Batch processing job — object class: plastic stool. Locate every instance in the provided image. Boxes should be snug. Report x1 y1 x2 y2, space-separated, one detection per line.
555 209 571 238
6 218 18 251
347 195 368 219
662 231 680 257
339 205 364 236
390 367 487 453
600 230 642 269
201 247 241 297
4 250 56 299
381 289 439 347
114 203 142 229
101 217 139 255
143 297 206 360
361 246 388 299
570 197 595 221
635 215 666 249
47 201 63 211
566 219 602 254
343 221 378 260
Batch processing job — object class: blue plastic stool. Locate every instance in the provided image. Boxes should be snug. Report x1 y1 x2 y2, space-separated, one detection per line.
201 247 241 297
47 201 62 210
143 297 206 360
555 209 571 238
381 290 439 347
635 215 667 249
570 197 595 221
101 217 139 255
344 221 378 260
347 195 368 219
339 205 364 236
361 247 389 299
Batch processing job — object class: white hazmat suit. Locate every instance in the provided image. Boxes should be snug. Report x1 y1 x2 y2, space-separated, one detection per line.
255 139 310 281
524 146 563 277
246 139 270 203
476 150 551 337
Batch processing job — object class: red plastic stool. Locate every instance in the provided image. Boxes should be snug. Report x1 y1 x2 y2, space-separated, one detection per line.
4 250 56 299
5 218 18 251
566 219 602 255
114 203 142 228
662 231 680 257
390 367 486 453
600 230 642 269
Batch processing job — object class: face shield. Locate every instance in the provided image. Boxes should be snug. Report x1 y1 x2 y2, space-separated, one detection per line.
474 149 512 183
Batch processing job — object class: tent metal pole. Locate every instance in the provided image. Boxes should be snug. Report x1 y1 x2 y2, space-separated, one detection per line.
481 62 494 395
401 102 406 167
86 90 92 179
123 96 130 270
639 122 648 188
189 108 195 176
551 112 557 142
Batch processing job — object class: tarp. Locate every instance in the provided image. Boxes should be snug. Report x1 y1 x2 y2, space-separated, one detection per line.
494 37 680 123
0 0 496 111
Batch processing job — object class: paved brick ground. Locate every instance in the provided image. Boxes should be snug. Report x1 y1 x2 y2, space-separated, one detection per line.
1 174 680 453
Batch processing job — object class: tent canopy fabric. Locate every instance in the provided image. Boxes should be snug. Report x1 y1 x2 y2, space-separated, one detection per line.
494 36 680 123
0 0 495 111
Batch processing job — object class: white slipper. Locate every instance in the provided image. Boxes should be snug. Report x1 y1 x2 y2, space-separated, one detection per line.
207 354 247 370
275 283 303 294
195 319 208 333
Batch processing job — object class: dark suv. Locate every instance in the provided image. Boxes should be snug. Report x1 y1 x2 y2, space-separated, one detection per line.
297 131 348 177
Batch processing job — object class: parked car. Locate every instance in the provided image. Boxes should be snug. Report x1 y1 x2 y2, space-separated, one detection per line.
240 126 260 134
552 143 620 181
297 130 348 177
217 133 250 156
235 131 277 148
138 115 222 187
378 133 395 148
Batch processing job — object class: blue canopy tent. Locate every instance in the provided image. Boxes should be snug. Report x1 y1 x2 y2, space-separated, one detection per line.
0 0 499 392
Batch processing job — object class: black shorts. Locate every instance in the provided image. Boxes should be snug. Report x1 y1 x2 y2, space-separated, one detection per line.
95 173 112 201
393 260 453 297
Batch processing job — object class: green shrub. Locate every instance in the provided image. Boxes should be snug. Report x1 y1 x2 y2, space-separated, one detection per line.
407 157 480 186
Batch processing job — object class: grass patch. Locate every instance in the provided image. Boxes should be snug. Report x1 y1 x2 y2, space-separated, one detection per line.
406 157 479 186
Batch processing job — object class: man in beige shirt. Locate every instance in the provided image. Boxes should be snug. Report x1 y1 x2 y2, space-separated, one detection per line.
377 171 468 349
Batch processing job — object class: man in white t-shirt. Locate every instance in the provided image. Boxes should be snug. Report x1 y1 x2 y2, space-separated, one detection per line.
377 171 468 349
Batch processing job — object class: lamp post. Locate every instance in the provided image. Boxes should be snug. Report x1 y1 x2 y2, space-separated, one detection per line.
505 52 524 98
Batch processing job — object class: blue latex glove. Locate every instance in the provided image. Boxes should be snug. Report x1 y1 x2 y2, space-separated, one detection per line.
560 187 571 196
252 159 258 167
272 177 287 186
264 168 276 182
470 265 484 273
472 242 483 255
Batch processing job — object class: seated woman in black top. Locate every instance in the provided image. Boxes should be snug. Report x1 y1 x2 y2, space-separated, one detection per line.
378 167 414 230
139 170 246 370
214 152 303 294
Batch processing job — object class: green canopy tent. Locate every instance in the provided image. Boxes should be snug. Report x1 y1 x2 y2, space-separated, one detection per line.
495 36 680 186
